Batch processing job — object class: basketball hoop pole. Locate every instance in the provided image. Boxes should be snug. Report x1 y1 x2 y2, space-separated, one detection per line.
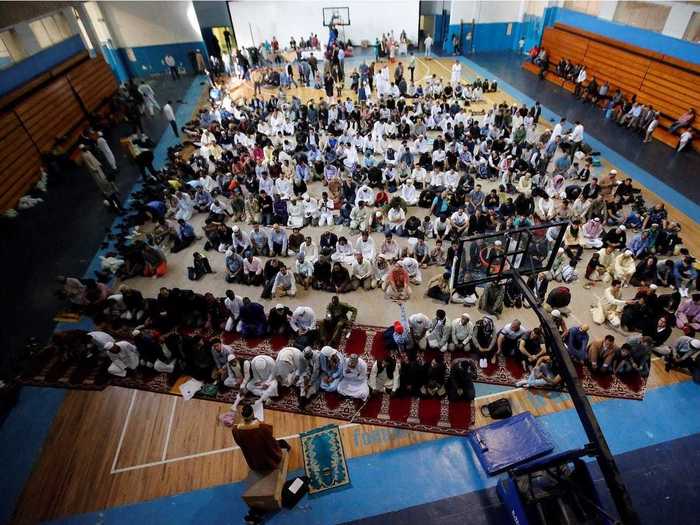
510 269 640 525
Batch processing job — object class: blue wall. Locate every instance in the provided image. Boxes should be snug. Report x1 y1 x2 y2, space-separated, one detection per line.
0 35 85 97
444 21 522 54
116 41 208 78
546 7 700 66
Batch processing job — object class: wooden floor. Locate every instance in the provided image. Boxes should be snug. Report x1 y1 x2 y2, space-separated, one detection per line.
11 57 697 524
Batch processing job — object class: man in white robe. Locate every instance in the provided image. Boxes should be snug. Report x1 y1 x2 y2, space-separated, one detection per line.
450 60 462 85
242 355 278 403
337 354 370 401
105 341 139 377
96 132 117 171
354 231 376 260
275 346 304 388
400 181 419 205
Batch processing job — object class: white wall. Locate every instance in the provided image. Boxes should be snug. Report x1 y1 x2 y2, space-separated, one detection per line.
662 2 700 39
98 1 204 47
450 1 478 23
228 0 420 48
473 1 523 23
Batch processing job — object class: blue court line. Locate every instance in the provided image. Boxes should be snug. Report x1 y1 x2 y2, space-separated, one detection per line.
457 56 700 224
0 76 207 525
48 380 700 525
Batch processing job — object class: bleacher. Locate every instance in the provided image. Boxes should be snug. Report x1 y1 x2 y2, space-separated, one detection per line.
522 23 700 151
0 53 119 213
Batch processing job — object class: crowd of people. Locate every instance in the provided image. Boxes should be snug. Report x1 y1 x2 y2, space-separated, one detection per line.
57 36 700 412
529 45 696 152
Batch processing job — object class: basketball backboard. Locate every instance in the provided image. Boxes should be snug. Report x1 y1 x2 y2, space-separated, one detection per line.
453 222 568 288
323 7 350 26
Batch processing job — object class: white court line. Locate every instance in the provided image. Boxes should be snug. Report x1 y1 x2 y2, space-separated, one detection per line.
161 396 178 461
111 422 358 475
110 389 138 474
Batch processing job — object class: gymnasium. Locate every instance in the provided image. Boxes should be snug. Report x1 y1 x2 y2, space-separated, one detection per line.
1 1 699 524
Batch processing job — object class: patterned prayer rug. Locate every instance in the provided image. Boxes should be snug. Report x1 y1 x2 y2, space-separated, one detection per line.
299 424 351 495
18 323 645 438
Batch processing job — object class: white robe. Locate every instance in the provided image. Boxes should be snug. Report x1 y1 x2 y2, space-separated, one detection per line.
337 358 370 400
243 355 278 401
97 137 117 170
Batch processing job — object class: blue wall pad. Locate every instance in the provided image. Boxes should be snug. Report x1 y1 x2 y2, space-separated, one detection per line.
47 381 700 525
0 35 85 97
469 412 554 474
0 387 66 524
117 41 208 78
457 55 700 224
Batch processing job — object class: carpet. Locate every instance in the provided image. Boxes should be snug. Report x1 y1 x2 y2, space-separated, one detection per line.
299 424 351 495
18 323 645 438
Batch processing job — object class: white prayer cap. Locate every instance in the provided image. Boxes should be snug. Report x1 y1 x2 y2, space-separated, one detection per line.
303 192 310 199
232 225 240 232
275 303 285 310
376 211 382 217
495 240 502 246
105 342 115 351
132 329 141 337
551 309 561 318
227 353 236 362
225 249 233 257
624 250 633 256
610 169 618 175
618 225 626 231
593 217 600 222
691 339 700 349
649 284 658 291
461 313 471 320
557 247 565 254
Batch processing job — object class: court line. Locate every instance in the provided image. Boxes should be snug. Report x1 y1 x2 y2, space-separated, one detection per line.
110 389 138 474
111 387 531 476
111 422 359 475
161 396 178 461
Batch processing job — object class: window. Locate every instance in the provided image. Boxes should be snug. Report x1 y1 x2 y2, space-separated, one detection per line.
684 12 700 42
564 0 601 17
29 13 75 49
0 37 12 69
0 30 24 68
613 1 671 33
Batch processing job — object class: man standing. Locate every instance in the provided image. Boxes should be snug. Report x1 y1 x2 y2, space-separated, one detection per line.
79 145 120 211
138 81 161 117
163 101 178 138
408 52 416 82
424 34 433 58
96 131 117 172
164 54 179 80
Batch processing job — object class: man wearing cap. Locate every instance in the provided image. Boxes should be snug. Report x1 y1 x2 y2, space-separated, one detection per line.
241 355 278 403
450 314 474 351
613 250 636 286
319 346 344 393
231 226 251 254
274 346 304 390
297 347 321 407
337 354 370 401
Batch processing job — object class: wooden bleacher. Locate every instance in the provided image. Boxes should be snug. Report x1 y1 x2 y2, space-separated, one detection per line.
523 23 700 151
0 54 119 212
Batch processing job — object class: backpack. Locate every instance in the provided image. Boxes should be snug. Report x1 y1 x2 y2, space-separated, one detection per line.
480 398 512 419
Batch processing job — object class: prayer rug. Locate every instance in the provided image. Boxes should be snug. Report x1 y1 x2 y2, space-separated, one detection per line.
19 324 646 438
299 424 351 495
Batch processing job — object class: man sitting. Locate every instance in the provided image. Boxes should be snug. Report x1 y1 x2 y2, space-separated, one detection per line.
104 340 140 377
319 346 344 392
447 358 477 401
588 335 618 374
337 354 370 401
369 356 401 395
320 296 358 345
492 320 527 364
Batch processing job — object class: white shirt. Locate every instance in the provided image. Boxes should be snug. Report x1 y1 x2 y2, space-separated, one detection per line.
163 103 175 122
571 124 584 144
